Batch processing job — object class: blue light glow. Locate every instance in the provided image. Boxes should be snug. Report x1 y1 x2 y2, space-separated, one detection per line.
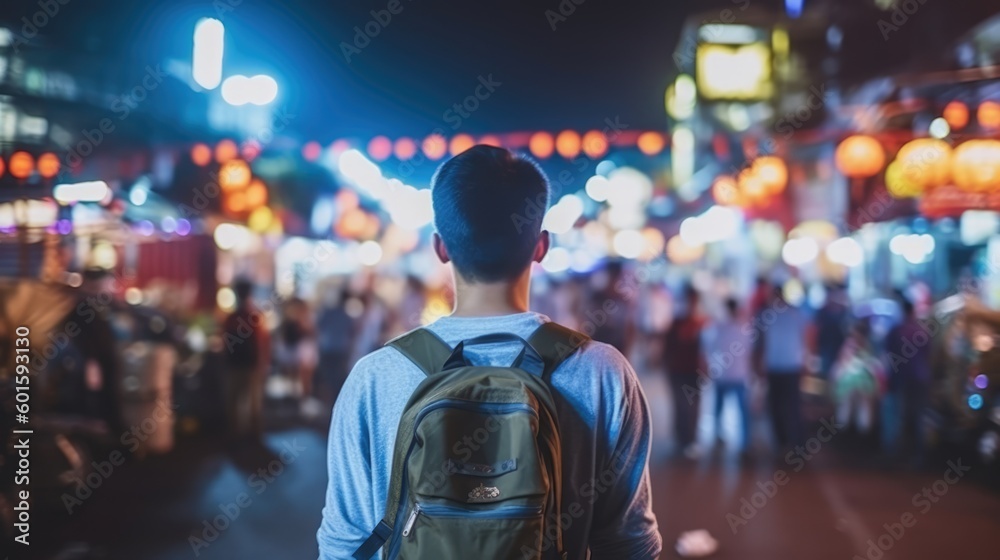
969 394 984 410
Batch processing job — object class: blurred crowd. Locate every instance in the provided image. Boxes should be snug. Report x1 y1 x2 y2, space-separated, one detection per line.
7 260 999 472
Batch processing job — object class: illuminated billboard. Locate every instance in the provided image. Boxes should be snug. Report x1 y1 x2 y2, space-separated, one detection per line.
696 42 773 101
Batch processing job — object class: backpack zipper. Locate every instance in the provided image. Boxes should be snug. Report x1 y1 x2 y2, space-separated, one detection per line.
401 502 543 538
387 400 539 558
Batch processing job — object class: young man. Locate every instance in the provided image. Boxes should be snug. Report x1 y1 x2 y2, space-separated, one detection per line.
318 146 661 559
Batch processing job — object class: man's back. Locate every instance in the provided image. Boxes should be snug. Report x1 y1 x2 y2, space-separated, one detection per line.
318 311 661 559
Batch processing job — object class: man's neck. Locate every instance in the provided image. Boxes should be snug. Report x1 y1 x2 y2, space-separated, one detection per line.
451 270 532 317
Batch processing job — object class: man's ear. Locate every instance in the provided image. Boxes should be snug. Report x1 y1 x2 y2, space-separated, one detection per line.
433 233 451 264
533 230 550 263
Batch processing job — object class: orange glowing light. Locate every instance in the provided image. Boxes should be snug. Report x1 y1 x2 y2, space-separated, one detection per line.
0 157 5 178
895 138 952 191
8 152 34 180
422 134 447 160
336 189 360 212
215 140 238 164
394 137 417 160
752 156 788 195
582 130 608 159
951 139 1000 193
528 132 554 159
943 101 969 130
367 136 392 161
219 160 252 191
37 153 60 179
978 101 1000 129
245 179 268 207
225 191 247 214
479 135 502 148
555 130 581 159
449 134 475 156
835 135 885 178
336 208 369 238
738 169 767 201
637 132 666 156
712 175 742 206
191 143 212 166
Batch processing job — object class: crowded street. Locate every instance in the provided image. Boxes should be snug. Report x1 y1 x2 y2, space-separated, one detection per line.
3 0 1000 558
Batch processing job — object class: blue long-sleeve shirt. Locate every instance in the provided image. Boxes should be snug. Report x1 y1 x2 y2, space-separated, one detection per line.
318 312 661 559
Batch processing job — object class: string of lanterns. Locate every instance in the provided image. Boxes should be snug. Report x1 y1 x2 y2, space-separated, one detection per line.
188 130 670 169
835 99 1000 200
0 151 63 180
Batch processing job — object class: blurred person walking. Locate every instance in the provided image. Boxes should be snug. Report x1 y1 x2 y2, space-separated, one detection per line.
704 298 753 455
319 146 661 559
664 284 706 458
588 260 635 356
316 287 355 407
760 286 811 449
222 279 270 440
275 297 321 417
883 297 931 464
816 284 850 379
831 319 884 436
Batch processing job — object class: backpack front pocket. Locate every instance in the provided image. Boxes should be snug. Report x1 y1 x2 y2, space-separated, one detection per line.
399 502 545 560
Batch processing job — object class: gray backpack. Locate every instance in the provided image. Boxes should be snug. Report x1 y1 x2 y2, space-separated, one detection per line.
353 322 588 559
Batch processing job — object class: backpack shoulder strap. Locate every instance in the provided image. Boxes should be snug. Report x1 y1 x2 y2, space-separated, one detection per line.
385 328 452 376
527 322 590 378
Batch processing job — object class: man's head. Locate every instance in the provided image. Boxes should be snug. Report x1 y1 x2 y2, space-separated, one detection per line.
431 145 550 283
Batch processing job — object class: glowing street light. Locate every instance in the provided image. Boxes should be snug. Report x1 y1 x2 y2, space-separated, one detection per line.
193 18 225 90
221 75 279 106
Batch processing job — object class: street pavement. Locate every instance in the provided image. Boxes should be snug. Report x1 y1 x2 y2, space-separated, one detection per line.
36 381 1000 560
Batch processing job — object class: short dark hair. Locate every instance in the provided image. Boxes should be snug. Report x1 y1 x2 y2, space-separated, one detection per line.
431 145 550 282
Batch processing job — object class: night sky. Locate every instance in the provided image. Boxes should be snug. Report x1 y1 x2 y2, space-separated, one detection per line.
3 0 996 142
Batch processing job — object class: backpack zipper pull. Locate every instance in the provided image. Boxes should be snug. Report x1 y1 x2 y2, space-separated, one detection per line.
401 504 421 537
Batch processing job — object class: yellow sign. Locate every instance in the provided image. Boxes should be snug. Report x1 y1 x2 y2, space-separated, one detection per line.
696 43 773 101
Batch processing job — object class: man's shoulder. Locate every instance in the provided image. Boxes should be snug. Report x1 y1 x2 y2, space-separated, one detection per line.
576 338 628 365
351 344 414 375
570 339 634 386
